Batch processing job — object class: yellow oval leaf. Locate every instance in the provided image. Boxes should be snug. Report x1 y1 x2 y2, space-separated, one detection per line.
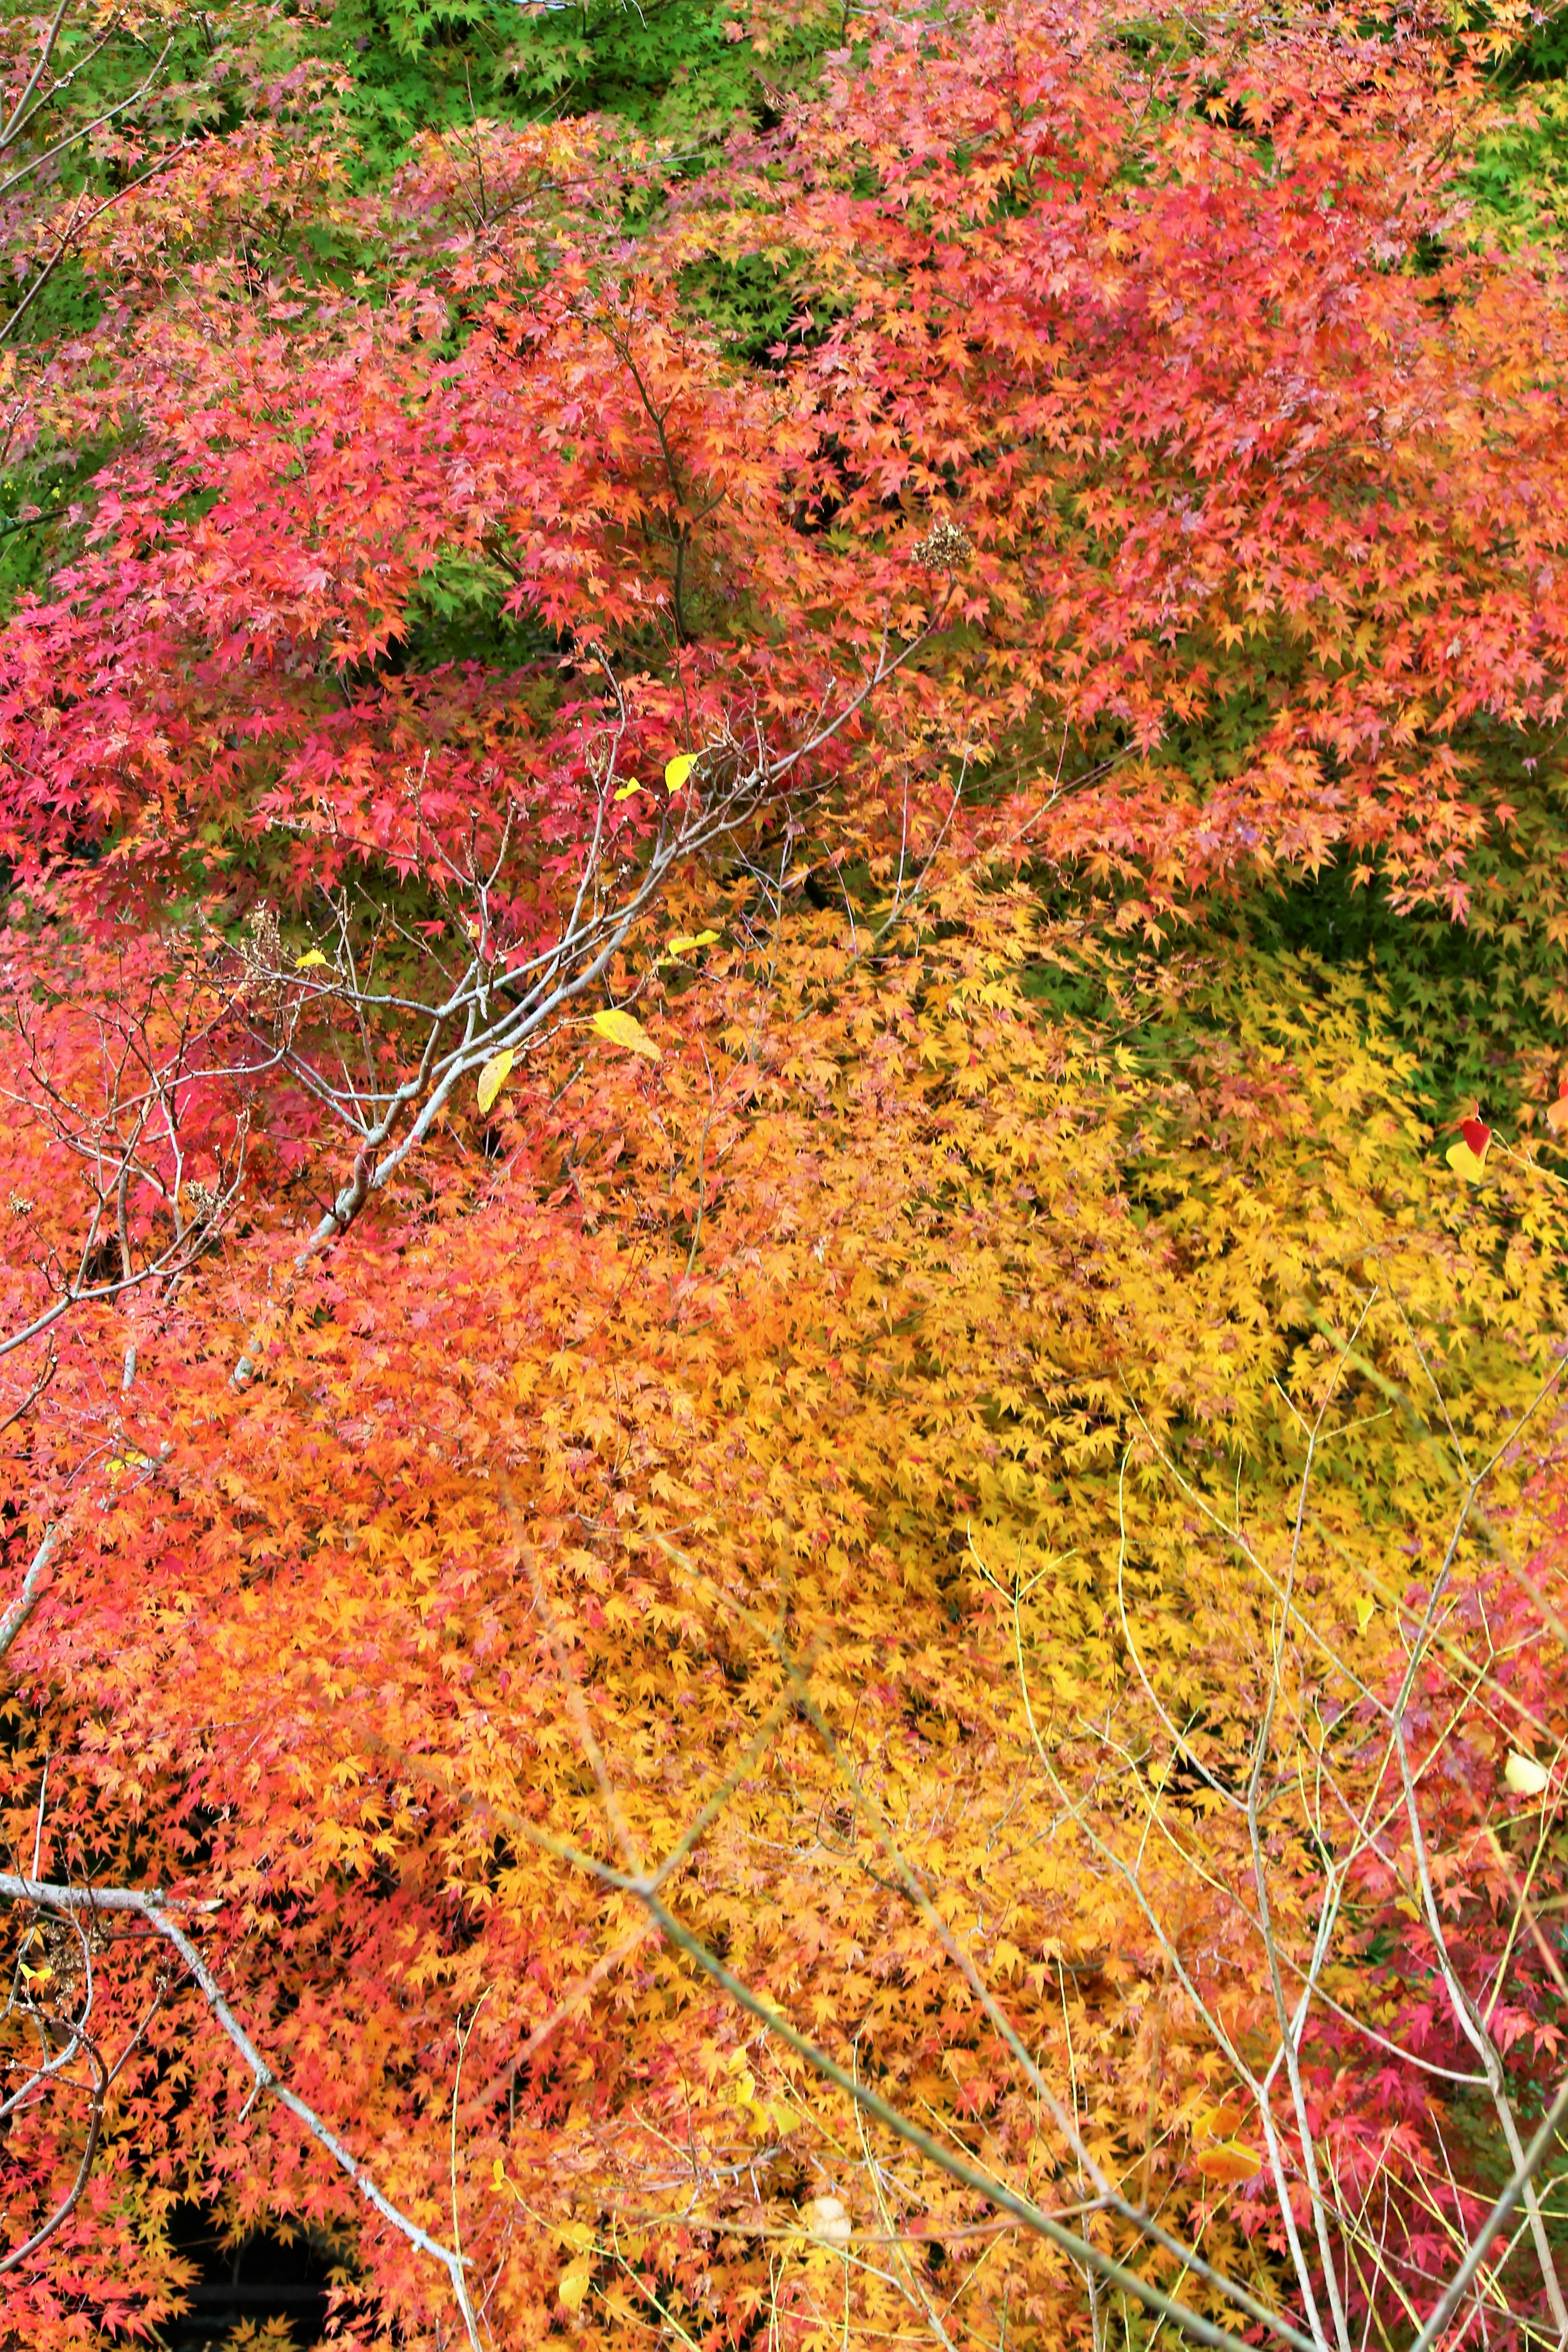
590 1007 660 1062
1445 1141 1489 1182
1193 2144 1263 2183
558 2254 595 2313
665 753 696 793
477 1047 516 1112
1506 1751 1551 1798
295 948 329 969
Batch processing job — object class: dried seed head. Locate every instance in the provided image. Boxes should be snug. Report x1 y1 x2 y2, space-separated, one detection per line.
183 1181 222 1227
911 518 973 571
40 1917 83 2004
238 905 285 1009
242 904 282 973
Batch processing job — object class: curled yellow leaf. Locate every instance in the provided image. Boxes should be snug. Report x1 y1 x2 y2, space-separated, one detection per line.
665 930 721 956
477 1047 516 1112
590 1007 660 1062
613 782 641 802
295 948 329 969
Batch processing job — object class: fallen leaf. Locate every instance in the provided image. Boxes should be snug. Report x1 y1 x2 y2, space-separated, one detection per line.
558 2254 595 2313
1193 2145 1263 2183
590 1007 660 1061
477 1047 515 1111
1506 1751 1551 1798
802 2194 852 2246
1446 1140 1490 1182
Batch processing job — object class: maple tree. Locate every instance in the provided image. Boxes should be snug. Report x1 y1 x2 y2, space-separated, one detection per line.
7 2 1568 2348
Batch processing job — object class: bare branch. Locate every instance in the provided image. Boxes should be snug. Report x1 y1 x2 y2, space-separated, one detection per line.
0 1523 60 1665
0 1875 481 2349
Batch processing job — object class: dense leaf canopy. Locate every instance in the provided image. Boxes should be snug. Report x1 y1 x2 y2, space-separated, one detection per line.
6 3 1568 2348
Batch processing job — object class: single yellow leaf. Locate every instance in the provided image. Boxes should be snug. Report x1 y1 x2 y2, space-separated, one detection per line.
613 782 641 802
1446 1140 1489 1182
477 1047 516 1112
665 753 697 793
1355 1595 1375 1633
1506 1751 1551 1798
1193 2144 1263 2183
295 948 329 969
558 2254 595 2313
666 930 721 955
590 1007 660 1062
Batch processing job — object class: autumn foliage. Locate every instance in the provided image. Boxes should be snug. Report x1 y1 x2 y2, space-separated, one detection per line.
7 2 1568 2347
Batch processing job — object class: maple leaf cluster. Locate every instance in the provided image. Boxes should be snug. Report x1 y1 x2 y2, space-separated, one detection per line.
4 3 1568 2348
